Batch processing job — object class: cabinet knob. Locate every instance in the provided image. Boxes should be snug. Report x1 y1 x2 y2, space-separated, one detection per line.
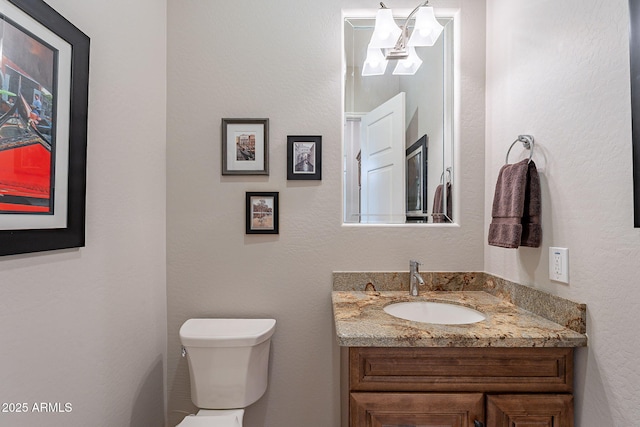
474 421 484 427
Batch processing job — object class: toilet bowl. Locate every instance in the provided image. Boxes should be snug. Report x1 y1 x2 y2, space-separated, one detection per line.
177 318 276 427
177 409 243 427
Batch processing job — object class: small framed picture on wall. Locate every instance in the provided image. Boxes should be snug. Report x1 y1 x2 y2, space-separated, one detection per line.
246 192 279 234
287 135 322 180
222 118 269 175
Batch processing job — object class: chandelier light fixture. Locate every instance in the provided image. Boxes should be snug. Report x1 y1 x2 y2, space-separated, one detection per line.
362 1 444 76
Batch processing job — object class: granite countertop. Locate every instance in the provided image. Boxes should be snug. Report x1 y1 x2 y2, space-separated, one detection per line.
331 290 588 348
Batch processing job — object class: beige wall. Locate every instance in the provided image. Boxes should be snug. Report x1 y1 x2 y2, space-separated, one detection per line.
1 1 635 426
0 0 167 426
166 0 485 426
3 1 636 426
485 0 640 424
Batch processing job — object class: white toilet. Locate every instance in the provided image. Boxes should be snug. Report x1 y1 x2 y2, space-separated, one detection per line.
177 318 276 427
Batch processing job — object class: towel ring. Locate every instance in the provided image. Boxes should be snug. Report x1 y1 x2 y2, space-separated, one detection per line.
439 167 452 184
505 135 535 164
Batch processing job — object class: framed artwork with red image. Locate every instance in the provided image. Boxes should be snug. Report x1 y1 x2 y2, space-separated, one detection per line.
0 0 89 256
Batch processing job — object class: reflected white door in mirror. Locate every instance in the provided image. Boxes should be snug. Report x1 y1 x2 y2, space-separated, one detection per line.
343 8 456 225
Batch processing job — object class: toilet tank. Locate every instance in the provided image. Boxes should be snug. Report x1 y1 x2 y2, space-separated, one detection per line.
180 318 276 409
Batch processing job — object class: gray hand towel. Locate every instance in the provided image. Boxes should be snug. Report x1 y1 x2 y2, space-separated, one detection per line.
488 159 541 248
520 161 542 247
432 183 452 223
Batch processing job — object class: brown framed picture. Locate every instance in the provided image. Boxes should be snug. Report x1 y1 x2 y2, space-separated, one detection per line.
0 0 90 256
287 135 321 180
222 118 269 175
246 192 279 234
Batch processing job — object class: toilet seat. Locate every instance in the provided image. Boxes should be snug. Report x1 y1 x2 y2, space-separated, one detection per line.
176 410 243 427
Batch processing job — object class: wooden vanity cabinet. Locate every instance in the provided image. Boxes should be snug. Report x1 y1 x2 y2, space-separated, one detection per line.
348 347 575 427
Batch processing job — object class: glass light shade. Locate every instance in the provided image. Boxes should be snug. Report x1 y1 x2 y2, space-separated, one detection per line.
392 47 423 75
407 6 444 47
368 8 402 48
362 47 389 76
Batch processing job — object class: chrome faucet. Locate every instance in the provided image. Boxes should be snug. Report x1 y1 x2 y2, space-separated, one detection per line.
409 260 425 296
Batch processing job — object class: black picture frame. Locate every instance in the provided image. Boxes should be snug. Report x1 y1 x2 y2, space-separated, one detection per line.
246 192 279 234
287 135 321 180
222 118 269 175
405 134 428 221
0 0 90 256
630 0 640 227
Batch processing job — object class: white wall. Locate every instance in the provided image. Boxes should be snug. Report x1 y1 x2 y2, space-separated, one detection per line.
166 0 485 426
0 1 167 426
485 0 640 424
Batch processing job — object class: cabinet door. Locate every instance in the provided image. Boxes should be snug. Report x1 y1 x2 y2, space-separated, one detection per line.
486 394 573 427
350 392 484 427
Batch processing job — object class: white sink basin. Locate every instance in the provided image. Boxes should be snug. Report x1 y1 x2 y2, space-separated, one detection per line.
383 301 486 325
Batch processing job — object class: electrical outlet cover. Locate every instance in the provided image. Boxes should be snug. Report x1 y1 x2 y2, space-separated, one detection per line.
549 247 569 283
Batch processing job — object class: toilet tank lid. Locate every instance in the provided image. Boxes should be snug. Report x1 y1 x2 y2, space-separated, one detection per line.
180 318 276 348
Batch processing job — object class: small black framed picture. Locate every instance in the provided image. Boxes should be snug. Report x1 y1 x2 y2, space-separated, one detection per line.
287 135 321 180
246 192 279 234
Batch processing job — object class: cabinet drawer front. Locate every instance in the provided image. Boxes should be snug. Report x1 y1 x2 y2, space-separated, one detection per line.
350 347 573 393
350 392 484 427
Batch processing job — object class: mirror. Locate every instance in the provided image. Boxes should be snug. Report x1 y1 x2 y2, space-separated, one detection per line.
343 15 454 224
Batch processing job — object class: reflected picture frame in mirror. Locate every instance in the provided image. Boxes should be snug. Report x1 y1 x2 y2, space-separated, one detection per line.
342 12 456 225
406 134 428 222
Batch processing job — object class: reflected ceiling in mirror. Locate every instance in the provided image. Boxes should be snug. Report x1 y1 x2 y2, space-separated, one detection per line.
343 15 454 225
